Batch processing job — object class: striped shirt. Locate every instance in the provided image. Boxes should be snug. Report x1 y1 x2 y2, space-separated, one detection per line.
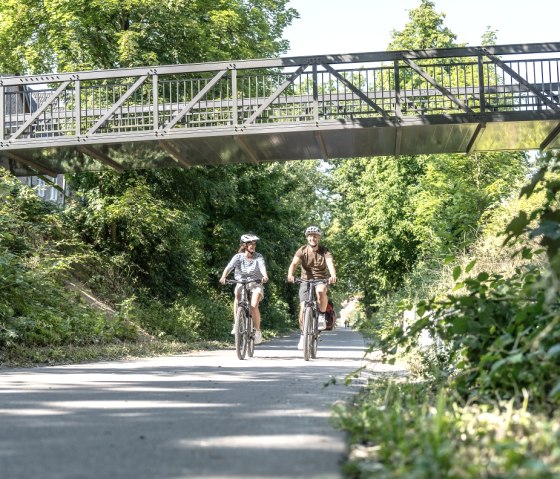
224 252 267 282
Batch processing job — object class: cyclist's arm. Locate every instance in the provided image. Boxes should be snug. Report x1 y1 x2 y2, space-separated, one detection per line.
257 256 269 283
287 255 301 283
326 256 337 284
220 256 237 284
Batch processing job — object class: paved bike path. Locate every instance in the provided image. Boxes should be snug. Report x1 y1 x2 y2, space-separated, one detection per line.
0 327 405 479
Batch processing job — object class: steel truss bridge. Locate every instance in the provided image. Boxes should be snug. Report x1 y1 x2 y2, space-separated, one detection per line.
1 42 560 176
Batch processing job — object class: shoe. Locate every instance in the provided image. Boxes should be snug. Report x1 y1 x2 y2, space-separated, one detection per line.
318 313 326 331
254 330 262 345
297 334 304 350
231 325 235 335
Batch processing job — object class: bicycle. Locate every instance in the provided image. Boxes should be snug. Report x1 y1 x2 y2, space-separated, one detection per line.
225 279 261 360
294 278 329 361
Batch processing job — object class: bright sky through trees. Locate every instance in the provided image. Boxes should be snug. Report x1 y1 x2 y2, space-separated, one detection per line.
285 0 559 56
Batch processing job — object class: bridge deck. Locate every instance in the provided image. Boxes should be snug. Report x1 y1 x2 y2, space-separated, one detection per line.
1 42 560 176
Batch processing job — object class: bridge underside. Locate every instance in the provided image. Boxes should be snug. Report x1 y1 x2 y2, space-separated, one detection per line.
2 112 559 176
2 43 560 176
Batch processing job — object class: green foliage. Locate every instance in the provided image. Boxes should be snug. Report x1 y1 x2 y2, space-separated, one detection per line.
0 0 312 356
381 153 560 409
63 174 207 299
0 0 298 73
0 170 136 349
412 152 529 256
328 150 528 309
329 156 423 306
388 0 459 51
335 380 560 479
125 292 231 342
405 264 558 407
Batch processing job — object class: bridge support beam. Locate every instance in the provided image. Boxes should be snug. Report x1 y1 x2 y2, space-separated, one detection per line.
314 131 329 160
234 136 259 164
466 123 486 154
77 145 124 173
2 151 57 176
540 122 560 151
159 140 191 168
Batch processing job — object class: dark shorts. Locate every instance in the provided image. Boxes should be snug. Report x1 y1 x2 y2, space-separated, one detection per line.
299 281 328 303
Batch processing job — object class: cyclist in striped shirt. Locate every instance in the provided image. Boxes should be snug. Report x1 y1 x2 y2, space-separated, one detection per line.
220 233 269 344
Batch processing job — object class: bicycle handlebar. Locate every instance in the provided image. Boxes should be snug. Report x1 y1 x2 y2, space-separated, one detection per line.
224 279 263 285
293 278 330 285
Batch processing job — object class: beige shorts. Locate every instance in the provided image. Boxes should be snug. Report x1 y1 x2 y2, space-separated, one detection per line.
235 282 264 301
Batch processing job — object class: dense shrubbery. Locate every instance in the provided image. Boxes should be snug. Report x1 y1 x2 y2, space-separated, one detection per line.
335 380 560 479
0 171 138 350
336 153 560 478
381 155 560 410
1 161 323 361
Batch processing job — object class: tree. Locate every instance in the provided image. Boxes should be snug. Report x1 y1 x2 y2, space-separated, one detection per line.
1 0 310 343
388 0 459 51
0 0 298 74
327 0 529 309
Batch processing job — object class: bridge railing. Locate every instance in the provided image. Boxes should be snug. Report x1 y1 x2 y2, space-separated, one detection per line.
1 42 560 148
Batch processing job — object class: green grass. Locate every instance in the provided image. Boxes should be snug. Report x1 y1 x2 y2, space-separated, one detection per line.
334 379 560 479
0 339 230 368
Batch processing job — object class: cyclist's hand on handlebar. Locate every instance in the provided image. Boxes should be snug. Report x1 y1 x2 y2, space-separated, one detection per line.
219 277 227 285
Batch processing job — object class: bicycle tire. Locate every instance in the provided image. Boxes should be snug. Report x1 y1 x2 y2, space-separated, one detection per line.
311 313 318 359
235 307 248 360
247 314 255 358
303 306 313 361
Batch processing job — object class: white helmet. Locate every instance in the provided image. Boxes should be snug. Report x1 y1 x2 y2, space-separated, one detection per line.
305 226 322 236
240 233 260 243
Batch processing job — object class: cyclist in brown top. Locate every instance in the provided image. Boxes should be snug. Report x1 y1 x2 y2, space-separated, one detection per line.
287 226 337 349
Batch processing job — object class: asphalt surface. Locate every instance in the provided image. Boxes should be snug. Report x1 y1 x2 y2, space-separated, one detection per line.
0 327 404 479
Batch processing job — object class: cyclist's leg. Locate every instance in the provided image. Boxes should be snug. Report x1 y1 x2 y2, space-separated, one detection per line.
298 283 308 332
249 285 264 331
249 284 265 345
231 285 242 333
298 302 304 331
316 283 329 314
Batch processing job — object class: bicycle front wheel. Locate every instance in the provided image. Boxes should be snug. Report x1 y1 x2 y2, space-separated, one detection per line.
247 315 255 358
311 316 318 359
303 307 314 361
235 307 248 360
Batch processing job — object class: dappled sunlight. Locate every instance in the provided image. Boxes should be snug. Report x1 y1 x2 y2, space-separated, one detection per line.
0 408 71 416
177 433 342 450
48 400 230 411
0 330 370 478
246 408 332 419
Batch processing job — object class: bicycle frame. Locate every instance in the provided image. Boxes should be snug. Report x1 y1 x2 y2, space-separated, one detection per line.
225 279 260 360
295 278 328 361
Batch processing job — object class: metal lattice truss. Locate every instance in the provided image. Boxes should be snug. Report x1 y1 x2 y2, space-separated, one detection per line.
1 42 560 175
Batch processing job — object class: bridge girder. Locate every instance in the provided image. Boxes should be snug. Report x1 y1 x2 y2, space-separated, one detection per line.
1 42 560 175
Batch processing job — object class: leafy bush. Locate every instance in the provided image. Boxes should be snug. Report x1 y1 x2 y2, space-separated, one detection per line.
335 380 560 479
0 171 138 349
381 153 560 409
126 292 232 342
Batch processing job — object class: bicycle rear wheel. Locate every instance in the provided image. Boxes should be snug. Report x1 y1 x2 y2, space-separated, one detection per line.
235 307 248 360
303 307 313 361
247 315 255 358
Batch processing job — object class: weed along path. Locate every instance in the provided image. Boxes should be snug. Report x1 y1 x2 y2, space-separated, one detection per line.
0 328 404 479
